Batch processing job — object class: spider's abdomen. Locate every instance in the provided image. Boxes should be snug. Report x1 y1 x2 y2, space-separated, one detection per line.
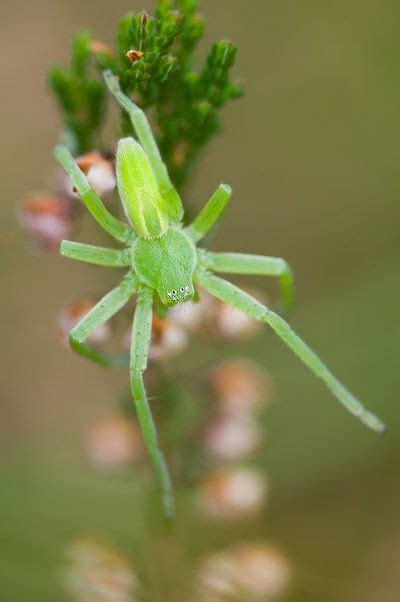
116 137 169 239
132 228 196 306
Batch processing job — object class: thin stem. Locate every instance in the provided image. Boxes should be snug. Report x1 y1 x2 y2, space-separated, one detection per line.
54 145 135 244
196 270 385 434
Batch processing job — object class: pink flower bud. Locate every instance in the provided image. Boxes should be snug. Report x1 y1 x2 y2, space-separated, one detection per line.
196 543 291 601
58 299 111 347
199 467 268 520
149 315 189 361
210 360 272 414
17 193 72 254
205 414 263 461
213 288 266 340
86 414 144 472
63 151 116 199
168 296 211 333
64 539 138 602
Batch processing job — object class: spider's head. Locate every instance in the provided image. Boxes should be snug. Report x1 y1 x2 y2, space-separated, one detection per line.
163 283 195 306
132 228 196 307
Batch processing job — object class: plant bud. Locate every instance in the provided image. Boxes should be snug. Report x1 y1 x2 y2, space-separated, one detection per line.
116 137 169 239
17 193 72 254
204 414 263 461
210 359 272 414
196 543 291 602
58 299 111 347
199 468 268 520
86 414 144 472
149 315 188 362
64 540 138 602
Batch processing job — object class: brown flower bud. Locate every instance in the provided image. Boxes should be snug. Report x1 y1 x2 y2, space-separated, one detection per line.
126 49 144 64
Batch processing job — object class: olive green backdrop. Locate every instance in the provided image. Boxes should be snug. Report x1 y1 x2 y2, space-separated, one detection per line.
1 0 399 600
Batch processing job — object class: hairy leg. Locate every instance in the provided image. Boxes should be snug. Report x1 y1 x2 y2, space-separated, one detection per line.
199 250 294 313
60 240 131 267
195 270 385 433
130 284 174 517
69 272 137 367
54 145 135 245
185 184 232 243
103 70 183 224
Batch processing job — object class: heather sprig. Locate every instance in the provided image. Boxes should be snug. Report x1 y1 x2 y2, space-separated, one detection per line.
49 0 242 189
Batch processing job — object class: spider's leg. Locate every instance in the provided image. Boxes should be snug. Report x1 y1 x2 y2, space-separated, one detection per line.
103 70 183 224
60 240 131 268
54 145 135 245
69 272 137 368
195 270 385 434
185 184 232 243
199 250 294 313
130 284 174 518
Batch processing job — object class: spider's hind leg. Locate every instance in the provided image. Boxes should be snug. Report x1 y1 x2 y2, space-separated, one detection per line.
195 270 385 434
200 250 294 314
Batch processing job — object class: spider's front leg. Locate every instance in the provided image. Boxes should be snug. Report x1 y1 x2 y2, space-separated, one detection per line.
103 70 183 224
198 250 294 314
60 241 131 268
54 145 135 245
69 272 137 368
195 269 385 434
130 284 174 518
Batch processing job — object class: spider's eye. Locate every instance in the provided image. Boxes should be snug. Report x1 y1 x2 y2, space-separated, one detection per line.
180 287 185 293
172 290 177 296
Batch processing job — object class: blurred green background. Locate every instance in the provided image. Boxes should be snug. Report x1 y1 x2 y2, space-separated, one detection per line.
1 0 399 600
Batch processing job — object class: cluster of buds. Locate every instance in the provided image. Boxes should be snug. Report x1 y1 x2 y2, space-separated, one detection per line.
19 151 115 254
169 287 266 342
63 539 137 602
198 360 272 520
58 287 290 600
57 293 271 477
146 287 267 363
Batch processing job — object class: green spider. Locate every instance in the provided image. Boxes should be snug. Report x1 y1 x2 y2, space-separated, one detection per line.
55 71 385 517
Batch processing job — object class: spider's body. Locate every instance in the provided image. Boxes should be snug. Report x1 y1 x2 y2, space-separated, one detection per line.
55 71 385 517
132 227 196 306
